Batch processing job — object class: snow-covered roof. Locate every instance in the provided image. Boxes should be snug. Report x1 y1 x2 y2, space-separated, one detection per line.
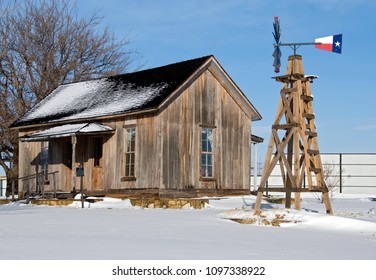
12 56 214 128
20 123 114 142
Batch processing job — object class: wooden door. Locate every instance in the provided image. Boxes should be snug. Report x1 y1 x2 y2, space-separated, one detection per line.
91 137 103 191
62 140 72 191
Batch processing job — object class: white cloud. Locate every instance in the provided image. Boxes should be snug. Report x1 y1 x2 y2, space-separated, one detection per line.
355 124 376 131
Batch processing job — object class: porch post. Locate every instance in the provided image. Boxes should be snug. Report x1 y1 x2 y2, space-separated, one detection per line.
253 142 258 192
71 135 77 192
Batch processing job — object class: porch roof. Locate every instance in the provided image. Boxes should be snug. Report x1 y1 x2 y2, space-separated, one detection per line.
20 123 114 142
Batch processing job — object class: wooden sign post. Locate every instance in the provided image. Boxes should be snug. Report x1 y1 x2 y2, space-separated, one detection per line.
76 166 84 208
255 55 332 214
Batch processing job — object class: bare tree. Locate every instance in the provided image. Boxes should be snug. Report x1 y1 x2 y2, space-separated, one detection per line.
0 0 136 193
312 162 350 203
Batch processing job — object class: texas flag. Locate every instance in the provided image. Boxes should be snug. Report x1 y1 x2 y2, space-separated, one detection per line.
315 34 342 54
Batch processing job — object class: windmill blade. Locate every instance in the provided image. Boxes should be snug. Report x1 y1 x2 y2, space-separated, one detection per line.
273 46 282 73
272 16 282 73
272 16 281 43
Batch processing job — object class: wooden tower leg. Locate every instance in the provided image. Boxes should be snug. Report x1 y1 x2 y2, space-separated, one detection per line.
295 192 301 210
254 191 264 211
322 192 333 214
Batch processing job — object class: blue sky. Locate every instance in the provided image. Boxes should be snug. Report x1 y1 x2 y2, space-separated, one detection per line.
78 0 376 160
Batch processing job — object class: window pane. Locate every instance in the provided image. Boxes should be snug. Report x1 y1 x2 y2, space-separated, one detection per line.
201 165 206 177
125 164 130 176
201 154 206 166
202 140 207 152
207 166 213 177
207 129 213 152
207 140 212 153
126 139 131 152
41 142 48 161
207 154 212 166
126 128 136 152
202 128 207 141
126 153 130 165
41 141 49 179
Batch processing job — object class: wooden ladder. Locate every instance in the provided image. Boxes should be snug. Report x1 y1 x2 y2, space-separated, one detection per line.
255 55 332 214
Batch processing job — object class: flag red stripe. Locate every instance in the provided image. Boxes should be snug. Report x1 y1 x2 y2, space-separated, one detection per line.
315 43 333 52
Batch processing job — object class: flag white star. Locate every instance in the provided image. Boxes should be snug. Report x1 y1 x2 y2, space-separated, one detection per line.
335 41 341 47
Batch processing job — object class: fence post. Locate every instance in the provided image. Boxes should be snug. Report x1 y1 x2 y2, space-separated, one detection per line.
53 172 57 199
12 180 15 202
26 179 30 204
41 172 45 198
339 153 343 193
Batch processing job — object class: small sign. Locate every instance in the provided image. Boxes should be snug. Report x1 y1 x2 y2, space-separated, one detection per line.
76 166 84 177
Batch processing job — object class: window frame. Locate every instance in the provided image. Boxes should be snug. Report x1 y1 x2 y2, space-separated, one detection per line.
201 127 214 179
40 141 49 181
123 126 136 180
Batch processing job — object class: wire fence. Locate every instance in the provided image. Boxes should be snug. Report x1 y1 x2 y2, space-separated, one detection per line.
251 153 376 195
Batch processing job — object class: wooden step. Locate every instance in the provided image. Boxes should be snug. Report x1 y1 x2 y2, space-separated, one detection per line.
308 185 324 191
305 131 317 137
273 74 304 83
307 149 319 155
280 88 298 94
303 113 315 119
309 167 322 174
272 123 300 130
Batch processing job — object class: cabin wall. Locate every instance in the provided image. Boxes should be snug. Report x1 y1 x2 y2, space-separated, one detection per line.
18 135 40 196
100 117 161 194
158 69 251 195
94 68 251 196
17 69 252 198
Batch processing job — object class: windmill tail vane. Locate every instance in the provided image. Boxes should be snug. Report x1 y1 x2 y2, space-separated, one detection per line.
272 16 343 73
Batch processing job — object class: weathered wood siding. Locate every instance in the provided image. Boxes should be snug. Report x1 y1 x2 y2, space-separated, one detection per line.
18 68 252 197
100 68 251 194
18 132 70 194
156 68 251 194
18 132 41 193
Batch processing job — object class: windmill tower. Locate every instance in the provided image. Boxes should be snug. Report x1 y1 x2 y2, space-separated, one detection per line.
254 17 341 214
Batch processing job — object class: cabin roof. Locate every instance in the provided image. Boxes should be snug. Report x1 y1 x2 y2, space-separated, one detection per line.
11 55 261 128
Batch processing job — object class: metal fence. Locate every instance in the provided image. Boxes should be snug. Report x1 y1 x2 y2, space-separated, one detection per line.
251 153 376 195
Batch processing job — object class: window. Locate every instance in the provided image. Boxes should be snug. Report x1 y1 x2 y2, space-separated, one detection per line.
93 137 103 167
201 128 214 178
41 141 49 180
125 127 136 177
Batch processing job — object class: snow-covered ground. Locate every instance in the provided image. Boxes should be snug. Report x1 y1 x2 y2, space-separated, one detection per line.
0 193 376 260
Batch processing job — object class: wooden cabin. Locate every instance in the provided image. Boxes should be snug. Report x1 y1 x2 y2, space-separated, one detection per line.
11 55 262 199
